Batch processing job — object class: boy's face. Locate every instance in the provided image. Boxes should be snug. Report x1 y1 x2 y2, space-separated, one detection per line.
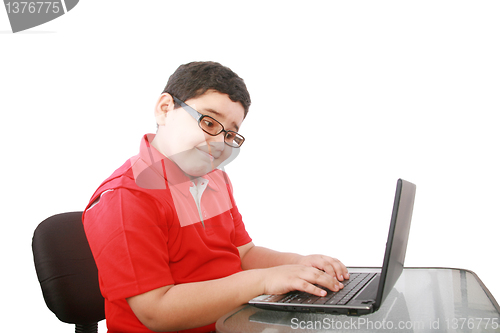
152 90 245 178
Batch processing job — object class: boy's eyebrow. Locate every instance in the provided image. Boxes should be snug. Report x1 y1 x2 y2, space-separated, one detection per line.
203 108 240 132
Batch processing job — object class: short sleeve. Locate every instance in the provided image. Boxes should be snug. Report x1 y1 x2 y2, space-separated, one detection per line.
225 177 252 248
231 203 252 247
83 188 175 301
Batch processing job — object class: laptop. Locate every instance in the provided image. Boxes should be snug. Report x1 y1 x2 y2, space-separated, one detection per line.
249 178 416 316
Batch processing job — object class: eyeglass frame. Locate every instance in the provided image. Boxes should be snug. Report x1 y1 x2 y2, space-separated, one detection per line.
172 96 245 148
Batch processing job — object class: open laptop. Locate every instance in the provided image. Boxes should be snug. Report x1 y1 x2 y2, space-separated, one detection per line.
249 178 416 316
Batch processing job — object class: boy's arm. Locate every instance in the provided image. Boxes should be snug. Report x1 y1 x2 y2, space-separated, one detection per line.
127 263 341 332
127 270 260 332
239 242 350 282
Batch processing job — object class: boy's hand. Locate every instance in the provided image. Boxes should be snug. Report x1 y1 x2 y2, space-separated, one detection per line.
260 264 345 297
296 255 349 282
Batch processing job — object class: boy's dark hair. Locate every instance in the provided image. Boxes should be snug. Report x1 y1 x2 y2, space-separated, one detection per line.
163 61 251 118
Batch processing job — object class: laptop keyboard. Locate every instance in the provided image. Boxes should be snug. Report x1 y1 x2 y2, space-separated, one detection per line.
257 272 376 306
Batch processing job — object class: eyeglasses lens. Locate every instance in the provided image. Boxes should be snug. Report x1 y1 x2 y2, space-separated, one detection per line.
200 116 223 135
199 115 244 148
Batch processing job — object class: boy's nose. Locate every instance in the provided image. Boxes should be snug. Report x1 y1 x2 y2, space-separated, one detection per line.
208 132 225 145
207 138 226 154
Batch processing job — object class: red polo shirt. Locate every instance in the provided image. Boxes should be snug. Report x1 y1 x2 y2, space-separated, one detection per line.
82 134 252 333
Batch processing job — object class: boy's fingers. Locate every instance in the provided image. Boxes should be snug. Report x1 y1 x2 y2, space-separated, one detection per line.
315 256 349 282
296 280 329 297
294 276 338 296
320 260 337 277
326 258 349 281
332 261 349 281
306 267 343 293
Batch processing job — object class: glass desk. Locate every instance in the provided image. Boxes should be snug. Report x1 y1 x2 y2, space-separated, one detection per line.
216 268 500 333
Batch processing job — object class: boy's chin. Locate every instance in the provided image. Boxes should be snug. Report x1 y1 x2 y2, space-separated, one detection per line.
180 162 219 178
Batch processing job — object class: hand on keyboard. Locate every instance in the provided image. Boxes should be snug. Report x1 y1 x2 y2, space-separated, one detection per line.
295 254 350 282
260 264 345 297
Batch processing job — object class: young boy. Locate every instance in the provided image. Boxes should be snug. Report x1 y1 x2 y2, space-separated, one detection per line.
83 61 349 333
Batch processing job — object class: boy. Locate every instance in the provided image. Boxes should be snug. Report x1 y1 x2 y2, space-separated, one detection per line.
83 61 349 333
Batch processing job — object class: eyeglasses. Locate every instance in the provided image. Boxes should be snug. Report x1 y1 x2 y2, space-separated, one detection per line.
173 96 245 148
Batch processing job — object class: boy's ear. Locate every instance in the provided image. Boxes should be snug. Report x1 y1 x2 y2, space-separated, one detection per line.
154 93 175 126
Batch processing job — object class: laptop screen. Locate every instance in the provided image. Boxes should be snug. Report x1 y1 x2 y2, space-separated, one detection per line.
375 179 416 309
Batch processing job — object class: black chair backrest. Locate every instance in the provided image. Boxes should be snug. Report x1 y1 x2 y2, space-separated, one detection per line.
32 212 105 331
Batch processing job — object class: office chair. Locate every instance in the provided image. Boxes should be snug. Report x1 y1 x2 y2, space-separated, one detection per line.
32 211 105 333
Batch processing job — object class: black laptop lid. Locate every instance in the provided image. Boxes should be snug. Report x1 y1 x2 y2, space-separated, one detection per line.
374 179 416 309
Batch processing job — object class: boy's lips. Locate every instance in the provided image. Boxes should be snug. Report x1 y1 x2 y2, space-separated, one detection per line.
196 147 215 161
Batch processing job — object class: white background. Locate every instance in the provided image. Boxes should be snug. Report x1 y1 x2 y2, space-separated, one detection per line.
1 1 499 331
